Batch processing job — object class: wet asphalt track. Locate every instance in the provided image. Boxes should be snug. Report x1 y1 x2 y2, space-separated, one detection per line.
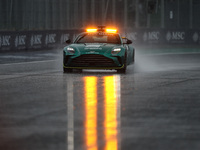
0 49 200 150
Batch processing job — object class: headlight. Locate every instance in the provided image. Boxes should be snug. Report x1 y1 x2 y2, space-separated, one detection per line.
112 48 121 54
67 47 75 54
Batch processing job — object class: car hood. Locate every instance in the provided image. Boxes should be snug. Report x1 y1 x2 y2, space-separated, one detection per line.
67 43 122 55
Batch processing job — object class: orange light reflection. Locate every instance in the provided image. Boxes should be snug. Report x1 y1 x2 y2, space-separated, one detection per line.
104 76 118 150
84 77 98 150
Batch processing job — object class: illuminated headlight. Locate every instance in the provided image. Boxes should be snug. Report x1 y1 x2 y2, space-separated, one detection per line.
112 48 121 54
67 47 75 54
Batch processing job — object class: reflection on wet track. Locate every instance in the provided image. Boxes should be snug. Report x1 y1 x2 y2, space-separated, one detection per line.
1 51 200 150
84 77 98 150
104 76 120 150
68 75 121 150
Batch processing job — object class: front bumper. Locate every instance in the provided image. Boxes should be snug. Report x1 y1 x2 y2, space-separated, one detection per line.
63 54 124 69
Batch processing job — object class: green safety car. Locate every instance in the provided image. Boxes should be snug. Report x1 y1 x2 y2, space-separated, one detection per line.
63 26 135 73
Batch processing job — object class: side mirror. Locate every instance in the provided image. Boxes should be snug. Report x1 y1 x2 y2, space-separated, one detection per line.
126 39 132 44
66 39 71 44
122 37 133 44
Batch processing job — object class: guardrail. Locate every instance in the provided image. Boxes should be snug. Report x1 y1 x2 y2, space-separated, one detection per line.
0 29 200 52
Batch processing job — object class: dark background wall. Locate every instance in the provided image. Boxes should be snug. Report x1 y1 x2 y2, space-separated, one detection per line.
1 0 200 31
1 0 200 51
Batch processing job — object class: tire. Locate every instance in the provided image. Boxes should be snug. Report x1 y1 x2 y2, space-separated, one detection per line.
132 48 135 63
63 67 73 73
117 67 126 73
74 69 82 73
117 53 127 73
78 69 83 73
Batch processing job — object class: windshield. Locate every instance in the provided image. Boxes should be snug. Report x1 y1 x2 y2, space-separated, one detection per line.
75 33 122 44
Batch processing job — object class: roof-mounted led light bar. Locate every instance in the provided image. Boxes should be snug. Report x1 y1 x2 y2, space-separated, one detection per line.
86 28 97 32
86 26 117 33
106 29 117 33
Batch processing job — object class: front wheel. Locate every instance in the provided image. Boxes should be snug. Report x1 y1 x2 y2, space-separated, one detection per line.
117 65 126 73
132 48 135 63
117 54 127 73
63 67 73 73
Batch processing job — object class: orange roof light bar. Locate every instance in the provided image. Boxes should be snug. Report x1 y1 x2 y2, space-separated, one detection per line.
86 28 97 32
106 28 117 33
86 27 117 33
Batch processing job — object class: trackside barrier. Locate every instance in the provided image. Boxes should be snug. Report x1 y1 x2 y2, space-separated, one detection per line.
125 29 200 46
0 29 200 51
0 30 82 51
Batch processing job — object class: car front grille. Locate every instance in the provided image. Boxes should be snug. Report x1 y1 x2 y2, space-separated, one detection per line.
71 54 115 67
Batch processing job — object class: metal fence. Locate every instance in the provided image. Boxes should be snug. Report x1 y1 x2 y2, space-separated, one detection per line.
0 0 200 31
